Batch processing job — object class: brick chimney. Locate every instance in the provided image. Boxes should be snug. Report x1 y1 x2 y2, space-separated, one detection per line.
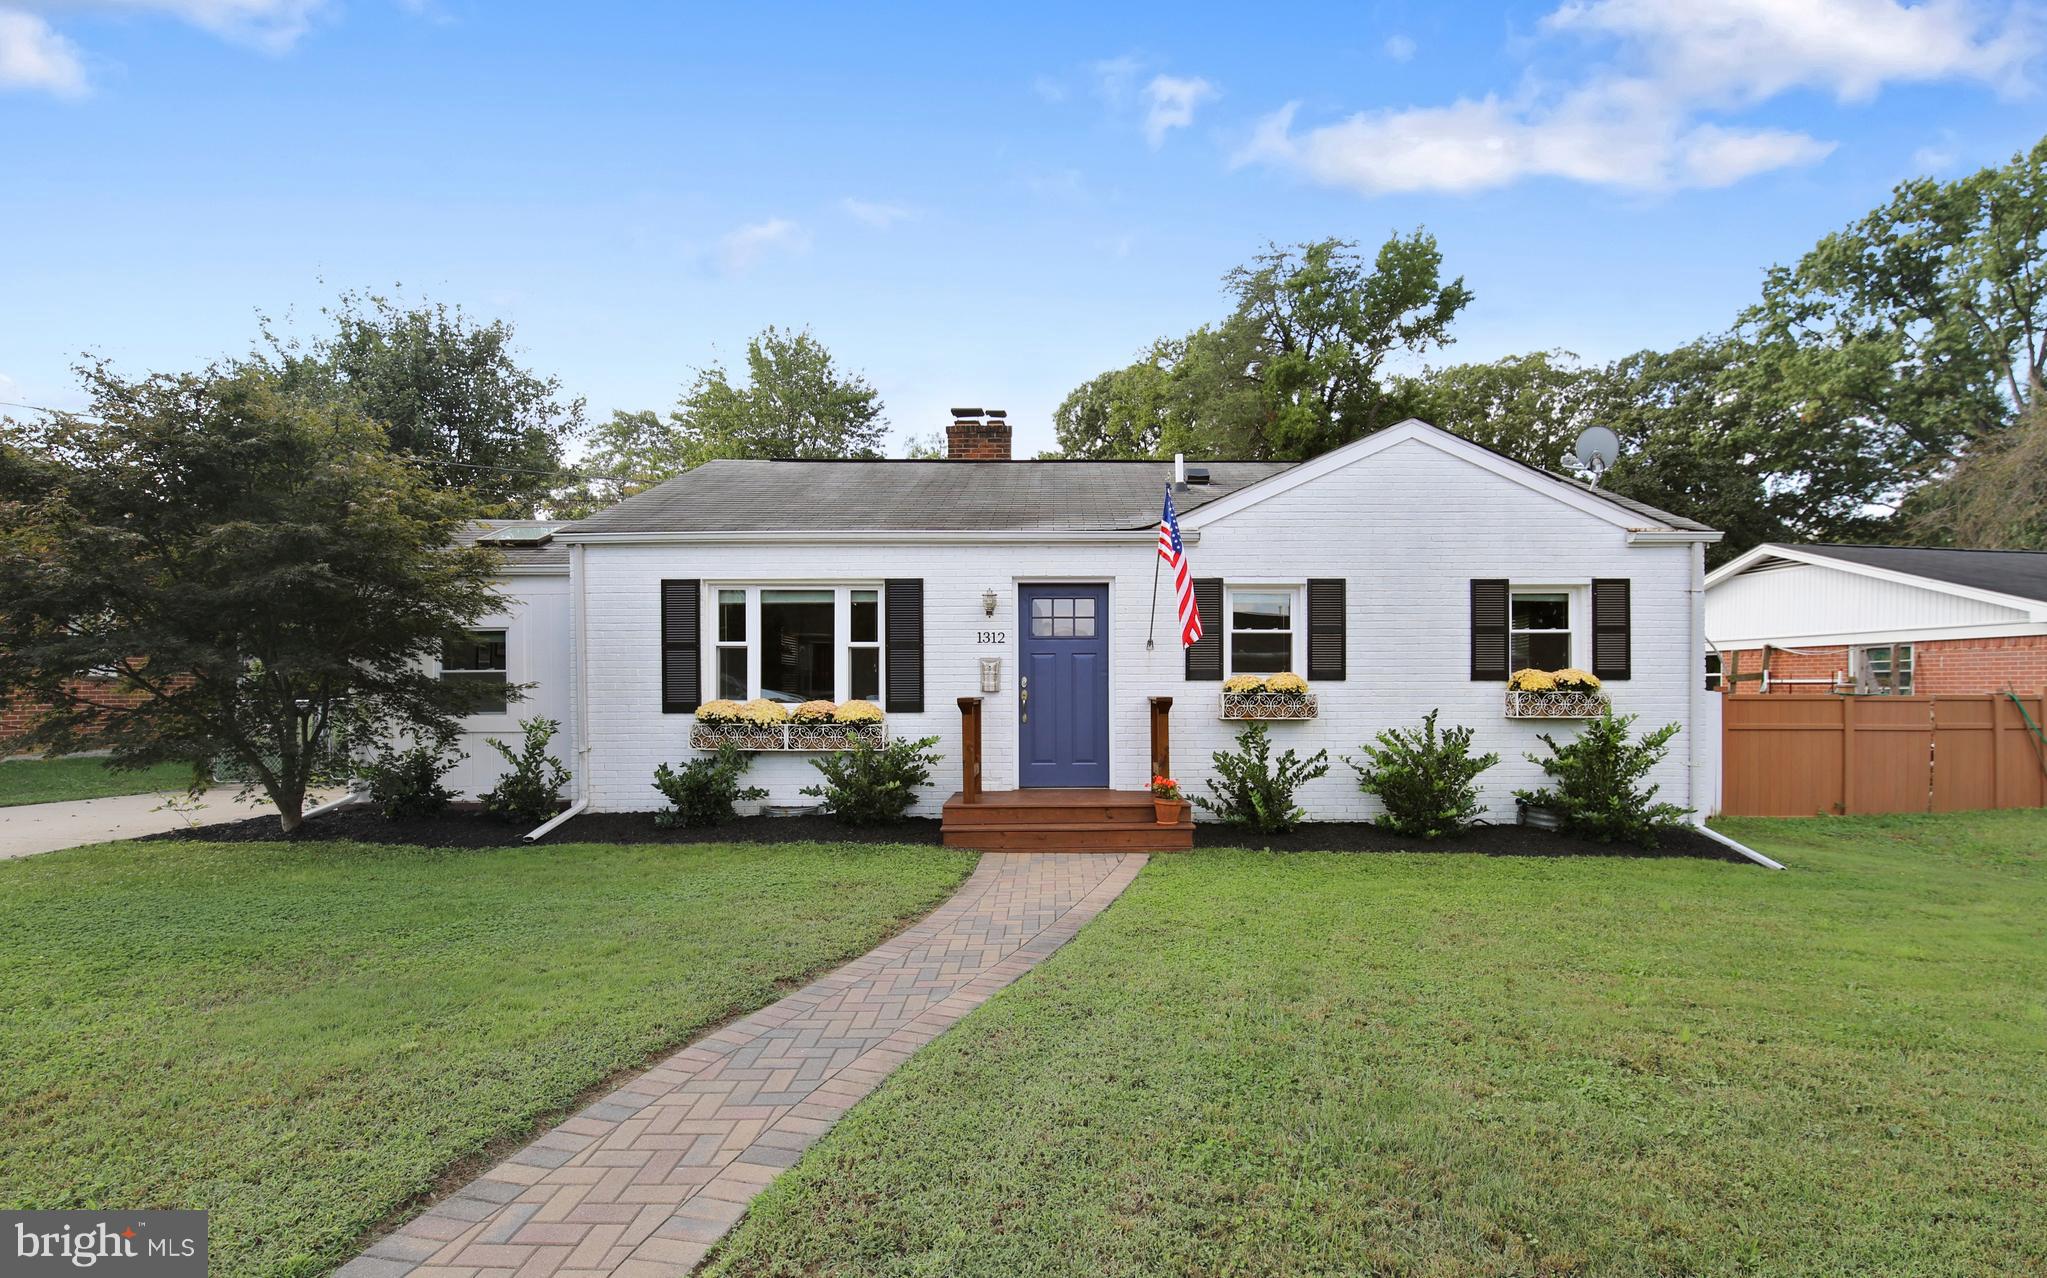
946 407 1011 460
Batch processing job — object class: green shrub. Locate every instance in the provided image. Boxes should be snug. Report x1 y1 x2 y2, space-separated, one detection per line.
652 744 767 828
1515 708 1691 846
480 716 571 823
1345 710 1498 839
1194 721 1330 833
803 735 940 825
358 733 464 820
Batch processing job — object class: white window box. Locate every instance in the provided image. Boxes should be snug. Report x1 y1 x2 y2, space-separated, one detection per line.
689 720 888 751
1504 690 1609 719
1219 691 1319 721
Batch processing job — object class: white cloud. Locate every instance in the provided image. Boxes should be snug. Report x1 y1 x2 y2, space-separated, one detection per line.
1384 33 1417 62
1912 143 1959 171
716 218 809 275
1544 0 2037 102
1141 73 1215 147
0 10 86 96
1030 73 1067 103
1090 54 1143 105
1239 0 2033 196
18 0 329 52
839 197 914 230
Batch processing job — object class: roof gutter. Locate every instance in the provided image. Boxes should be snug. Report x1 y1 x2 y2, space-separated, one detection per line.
554 528 1194 546
1627 528 1724 545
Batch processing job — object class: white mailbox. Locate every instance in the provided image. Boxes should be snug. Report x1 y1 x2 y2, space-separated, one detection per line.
979 656 1002 694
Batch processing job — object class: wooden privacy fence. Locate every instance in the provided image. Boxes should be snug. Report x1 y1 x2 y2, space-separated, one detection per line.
1721 692 2047 817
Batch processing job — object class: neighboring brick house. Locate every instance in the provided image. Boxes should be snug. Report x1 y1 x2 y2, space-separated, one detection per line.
1704 544 2047 695
0 678 155 752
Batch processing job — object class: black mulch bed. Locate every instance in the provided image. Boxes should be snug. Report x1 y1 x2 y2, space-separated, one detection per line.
147 803 1746 861
1194 820 1748 862
140 804 943 849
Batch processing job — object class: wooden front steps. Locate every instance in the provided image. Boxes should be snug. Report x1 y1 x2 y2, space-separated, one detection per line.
940 787 1193 852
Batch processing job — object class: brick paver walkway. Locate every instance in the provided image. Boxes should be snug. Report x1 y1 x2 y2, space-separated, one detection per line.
341 852 1147 1278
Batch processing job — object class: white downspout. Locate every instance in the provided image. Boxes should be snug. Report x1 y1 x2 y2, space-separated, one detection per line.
1687 540 1704 817
571 542 593 806
1688 541 1782 870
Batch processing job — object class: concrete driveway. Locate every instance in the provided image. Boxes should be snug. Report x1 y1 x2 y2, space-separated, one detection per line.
0 787 347 860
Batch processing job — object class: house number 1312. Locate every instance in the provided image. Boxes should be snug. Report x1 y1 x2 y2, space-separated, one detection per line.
975 630 1007 644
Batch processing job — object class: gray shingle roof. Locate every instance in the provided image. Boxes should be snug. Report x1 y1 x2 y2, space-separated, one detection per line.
454 520 569 570
558 459 1299 534
1783 543 2047 605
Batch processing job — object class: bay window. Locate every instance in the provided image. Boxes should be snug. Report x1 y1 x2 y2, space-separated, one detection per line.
708 585 884 703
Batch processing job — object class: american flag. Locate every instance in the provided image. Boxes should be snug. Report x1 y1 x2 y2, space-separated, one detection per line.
1158 484 1202 647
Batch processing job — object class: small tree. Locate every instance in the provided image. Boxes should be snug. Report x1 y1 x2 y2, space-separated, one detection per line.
803 736 939 825
1346 710 1498 839
652 744 767 828
1194 722 1331 833
359 731 466 820
0 360 505 833
1515 709 1691 846
480 717 571 823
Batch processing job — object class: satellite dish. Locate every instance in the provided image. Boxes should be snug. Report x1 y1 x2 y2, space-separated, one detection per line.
1571 426 1621 486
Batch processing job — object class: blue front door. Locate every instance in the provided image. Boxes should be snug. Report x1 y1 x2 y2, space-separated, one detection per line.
1018 584 1110 788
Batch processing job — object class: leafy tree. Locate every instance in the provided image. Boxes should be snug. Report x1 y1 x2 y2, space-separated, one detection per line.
559 327 888 509
265 290 585 517
1053 235 1471 459
562 408 678 515
670 325 888 464
1739 136 2047 502
1409 340 1890 563
0 361 505 832
1400 349 1596 465
1909 398 2047 548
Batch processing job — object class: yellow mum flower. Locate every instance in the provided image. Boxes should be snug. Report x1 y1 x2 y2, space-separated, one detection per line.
696 699 743 723
1508 669 1558 692
792 699 838 722
741 698 790 724
1266 672 1310 696
834 699 884 723
1551 668 1602 690
1223 674 1267 693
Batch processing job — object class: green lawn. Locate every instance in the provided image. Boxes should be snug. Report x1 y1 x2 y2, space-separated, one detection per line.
0 755 198 806
707 813 2047 1278
0 837 972 1278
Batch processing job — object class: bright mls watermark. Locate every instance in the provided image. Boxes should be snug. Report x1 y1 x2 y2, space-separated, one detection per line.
5 1212 206 1277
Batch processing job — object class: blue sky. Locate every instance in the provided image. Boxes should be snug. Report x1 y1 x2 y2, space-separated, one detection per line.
2 1 2041 459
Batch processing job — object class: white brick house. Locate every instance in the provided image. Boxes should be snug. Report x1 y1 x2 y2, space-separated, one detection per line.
450 416 1723 843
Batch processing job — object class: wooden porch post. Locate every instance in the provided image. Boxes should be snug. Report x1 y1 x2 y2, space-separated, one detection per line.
958 696 983 804
1149 696 1173 781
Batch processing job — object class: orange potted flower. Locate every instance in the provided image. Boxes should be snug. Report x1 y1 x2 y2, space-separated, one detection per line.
1150 775 1186 825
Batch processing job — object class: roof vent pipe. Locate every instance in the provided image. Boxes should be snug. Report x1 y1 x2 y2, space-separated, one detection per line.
1173 453 1187 491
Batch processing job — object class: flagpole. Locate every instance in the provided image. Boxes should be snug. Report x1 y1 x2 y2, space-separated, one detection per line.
1146 553 1162 651
1147 482 1165 650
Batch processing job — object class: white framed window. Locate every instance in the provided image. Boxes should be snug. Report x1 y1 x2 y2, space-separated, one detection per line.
706 585 884 704
1225 586 1299 676
1855 644 1914 694
1510 590 1572 671
715 589 747 700
441 629 508 713
1704 652 1723 691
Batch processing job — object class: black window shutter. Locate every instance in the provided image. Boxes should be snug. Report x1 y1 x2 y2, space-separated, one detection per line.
1592 578 1632 680
1470 579 1509 681
884 578 924 712
1306 579 1347 681
1185 578 1223 680
660 579 701 713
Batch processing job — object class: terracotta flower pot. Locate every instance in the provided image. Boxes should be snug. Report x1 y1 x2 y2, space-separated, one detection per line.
1153 798 1185 825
